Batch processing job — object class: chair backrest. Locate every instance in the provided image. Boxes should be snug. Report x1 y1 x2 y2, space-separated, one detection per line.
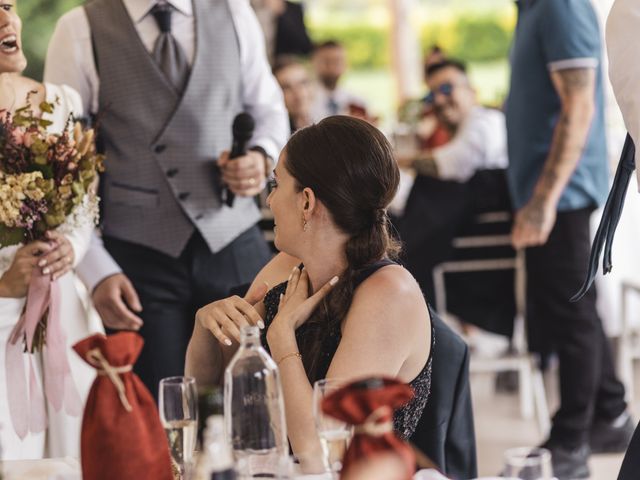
410 308 478 480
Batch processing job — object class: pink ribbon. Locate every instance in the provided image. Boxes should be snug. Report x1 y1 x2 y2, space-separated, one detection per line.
5 271 82 439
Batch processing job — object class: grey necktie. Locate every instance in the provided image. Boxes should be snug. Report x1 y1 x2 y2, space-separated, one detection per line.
151 2 190 94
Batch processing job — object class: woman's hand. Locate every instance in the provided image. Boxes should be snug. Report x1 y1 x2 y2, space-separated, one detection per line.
269 267 338 335
196 284 268 346
0 241 53 298
37 231 76 280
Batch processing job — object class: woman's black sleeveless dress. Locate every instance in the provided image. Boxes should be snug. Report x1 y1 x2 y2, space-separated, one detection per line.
259 259 435 440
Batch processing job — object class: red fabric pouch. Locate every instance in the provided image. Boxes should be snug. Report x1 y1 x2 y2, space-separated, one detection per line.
321 377 416 480
73 332 173 480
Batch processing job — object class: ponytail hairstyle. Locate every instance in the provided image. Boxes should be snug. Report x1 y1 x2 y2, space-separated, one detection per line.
284 116 401 380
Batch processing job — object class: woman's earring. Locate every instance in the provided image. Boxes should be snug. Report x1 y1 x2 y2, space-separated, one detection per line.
302 216 308 232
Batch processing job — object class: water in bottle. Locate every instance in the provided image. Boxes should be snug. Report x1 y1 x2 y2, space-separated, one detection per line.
224 326 290 478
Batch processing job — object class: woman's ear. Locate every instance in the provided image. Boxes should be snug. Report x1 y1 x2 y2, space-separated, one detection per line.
302 187 316 216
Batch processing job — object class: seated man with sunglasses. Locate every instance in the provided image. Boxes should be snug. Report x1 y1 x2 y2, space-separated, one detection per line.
397 59 507 181
396 59 511 335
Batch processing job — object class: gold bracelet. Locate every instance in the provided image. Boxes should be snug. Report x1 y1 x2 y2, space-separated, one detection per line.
277 352 302 366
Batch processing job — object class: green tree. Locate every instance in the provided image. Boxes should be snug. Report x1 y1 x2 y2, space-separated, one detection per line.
19 0 82 81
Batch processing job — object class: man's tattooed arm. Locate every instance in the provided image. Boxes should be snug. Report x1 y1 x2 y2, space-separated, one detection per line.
512 67 596 246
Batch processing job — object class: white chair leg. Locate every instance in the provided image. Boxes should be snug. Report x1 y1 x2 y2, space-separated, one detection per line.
519 361 534 419
532 366 550 436
619 339 635 403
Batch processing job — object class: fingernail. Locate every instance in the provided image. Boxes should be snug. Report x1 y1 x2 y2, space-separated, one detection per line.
224 339 232 346
42 267 50 275
38 260 47 267
330 276 339 286
258 320 265 329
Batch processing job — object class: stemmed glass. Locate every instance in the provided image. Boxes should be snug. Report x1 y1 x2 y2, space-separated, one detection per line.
159 376 198 479
312 379 353 477
503 447 554 479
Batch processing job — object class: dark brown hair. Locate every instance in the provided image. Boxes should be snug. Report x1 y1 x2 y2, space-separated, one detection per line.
284 116 401 380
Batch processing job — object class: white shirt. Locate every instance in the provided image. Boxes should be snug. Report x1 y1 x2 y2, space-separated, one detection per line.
310 84 369 123
606 0 640 183
44 0 289 291
432 106 508 183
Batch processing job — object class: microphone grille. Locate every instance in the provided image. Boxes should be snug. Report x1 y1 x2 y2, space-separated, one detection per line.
232 113 255 140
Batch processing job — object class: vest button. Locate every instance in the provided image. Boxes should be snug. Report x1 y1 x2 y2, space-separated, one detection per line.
166 168 179 178
154 144 166 154
178 192 190 201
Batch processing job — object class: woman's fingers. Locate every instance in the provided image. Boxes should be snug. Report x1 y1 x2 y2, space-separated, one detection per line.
234 297 265 329
304 276 339 313
216 311 242 344
198 308 232 346
285 266 300 301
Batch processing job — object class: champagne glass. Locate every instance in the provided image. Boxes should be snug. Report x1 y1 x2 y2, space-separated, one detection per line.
503 447 554 479
159 376 198 478
312 379 352 477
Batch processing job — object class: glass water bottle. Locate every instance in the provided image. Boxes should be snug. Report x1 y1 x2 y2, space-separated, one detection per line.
224 326 290 478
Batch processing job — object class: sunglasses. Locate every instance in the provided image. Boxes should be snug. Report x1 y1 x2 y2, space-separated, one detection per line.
424 82 454 105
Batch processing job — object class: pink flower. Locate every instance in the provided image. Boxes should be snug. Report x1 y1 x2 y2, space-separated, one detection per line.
11 128 24 146
23 132 35 148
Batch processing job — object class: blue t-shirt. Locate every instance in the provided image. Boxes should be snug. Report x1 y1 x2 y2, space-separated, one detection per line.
505 0 609 211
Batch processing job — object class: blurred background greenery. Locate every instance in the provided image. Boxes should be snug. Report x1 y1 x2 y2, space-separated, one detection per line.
20 0 514 123
19 0 83 80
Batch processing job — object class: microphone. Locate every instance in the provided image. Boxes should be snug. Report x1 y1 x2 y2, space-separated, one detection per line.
224 112 255 208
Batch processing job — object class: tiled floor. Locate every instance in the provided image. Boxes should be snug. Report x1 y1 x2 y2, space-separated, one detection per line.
472 369 634 479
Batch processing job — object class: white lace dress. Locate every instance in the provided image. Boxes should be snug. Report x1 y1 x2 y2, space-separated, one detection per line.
0 83 103 460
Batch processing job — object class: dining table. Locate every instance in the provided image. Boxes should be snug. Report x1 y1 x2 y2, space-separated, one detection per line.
1 458 451 480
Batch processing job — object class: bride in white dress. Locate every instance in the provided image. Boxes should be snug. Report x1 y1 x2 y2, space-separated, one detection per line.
0 1 102 460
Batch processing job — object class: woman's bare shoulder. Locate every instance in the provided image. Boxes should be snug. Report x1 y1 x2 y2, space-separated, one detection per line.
351 264 428 325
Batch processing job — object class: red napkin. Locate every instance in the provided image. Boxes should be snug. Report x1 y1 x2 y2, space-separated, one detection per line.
73 333 173 480
321 377 416 480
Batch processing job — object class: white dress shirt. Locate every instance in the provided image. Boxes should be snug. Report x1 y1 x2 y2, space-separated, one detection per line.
44 0 289 291
432 106 508 182
607 0 640 183
310 84 369 123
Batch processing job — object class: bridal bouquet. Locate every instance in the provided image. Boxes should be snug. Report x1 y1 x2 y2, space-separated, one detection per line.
0 99 103 248
1 96 104 439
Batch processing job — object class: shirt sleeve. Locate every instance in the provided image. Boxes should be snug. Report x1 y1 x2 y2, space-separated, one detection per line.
607 0 640 179
540 0 601 72
432 110 505 182
75 232 122 294
43 7 98 116
229 0 289 163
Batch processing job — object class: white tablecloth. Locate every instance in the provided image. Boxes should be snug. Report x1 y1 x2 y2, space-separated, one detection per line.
1 458 450 480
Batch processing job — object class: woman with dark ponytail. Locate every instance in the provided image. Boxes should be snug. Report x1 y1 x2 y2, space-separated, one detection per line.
186 116 433 472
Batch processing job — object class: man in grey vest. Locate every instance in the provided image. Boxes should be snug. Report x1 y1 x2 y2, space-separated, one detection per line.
44 0 289 397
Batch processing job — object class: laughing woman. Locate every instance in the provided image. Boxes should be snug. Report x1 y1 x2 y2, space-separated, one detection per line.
0 0 101 460
186 116 433 472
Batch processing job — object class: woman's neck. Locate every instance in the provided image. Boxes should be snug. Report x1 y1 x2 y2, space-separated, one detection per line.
298 233 348 293
0 73 43 116
0 73 19 113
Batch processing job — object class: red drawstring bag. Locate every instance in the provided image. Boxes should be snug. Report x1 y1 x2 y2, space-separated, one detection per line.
73 332 173 480
321 377 416 480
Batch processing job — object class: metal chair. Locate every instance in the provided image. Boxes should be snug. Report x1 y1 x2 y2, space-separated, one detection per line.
618 281 640 402
432 211 550 436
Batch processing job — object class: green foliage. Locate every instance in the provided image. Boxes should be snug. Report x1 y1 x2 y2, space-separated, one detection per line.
309 14 513 70
18 0 83 81
421 16 513 63
308 24 389 69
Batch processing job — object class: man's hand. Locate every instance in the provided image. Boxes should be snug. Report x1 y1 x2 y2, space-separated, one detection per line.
219 150 267 198
511 196 557 249
92 273 143 331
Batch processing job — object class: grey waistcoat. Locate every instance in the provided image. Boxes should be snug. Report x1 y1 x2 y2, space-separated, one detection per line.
85 0 261 257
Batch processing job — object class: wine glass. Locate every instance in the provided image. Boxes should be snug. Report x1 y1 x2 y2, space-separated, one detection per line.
159 376 198 479
503 447 554 479
312 379 353 477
